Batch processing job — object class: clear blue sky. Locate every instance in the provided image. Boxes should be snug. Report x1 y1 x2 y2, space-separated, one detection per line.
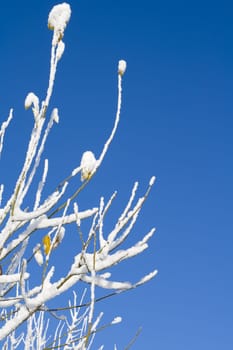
0 1 232 349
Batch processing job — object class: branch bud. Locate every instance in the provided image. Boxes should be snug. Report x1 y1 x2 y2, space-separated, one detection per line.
56 40 65 61
33 244 44 266
118 60 127 76
48 3 71 43
80 151 97 181
24 92 39 111
51 108 59 123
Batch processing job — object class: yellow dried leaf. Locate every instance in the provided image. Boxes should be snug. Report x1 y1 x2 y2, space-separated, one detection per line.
43 235 51 255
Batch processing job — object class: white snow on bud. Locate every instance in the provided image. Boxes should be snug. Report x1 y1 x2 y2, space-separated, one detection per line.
149 176 156 186
56 40 65 61
53 226 65 249
33 244 44 266
51 108 59 123
48 3 71 34
24 92 39 112
118 60 127 76
99 272 111 279
80 151 97 181
111 316 122 325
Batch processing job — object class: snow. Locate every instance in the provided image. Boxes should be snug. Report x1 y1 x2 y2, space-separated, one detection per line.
71 165 81 177
81 274 132 290
149 175 156 186
34 158 49 210
0 184 3 206
118 60 127 76
53 226 65 249
24 92 39 111
51 108 59 123
36 208 98 229
0 110 13 158
111 316 122 325
96 64 124 170
0 3 157 345
80 151 97 181
56 40 65 61
48 3 71 33
33 244 44 266
0 273 29 284
136 270 158 286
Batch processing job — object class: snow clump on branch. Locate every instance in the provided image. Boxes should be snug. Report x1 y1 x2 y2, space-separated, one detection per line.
48 3 71 44
118 60 127 76
80 151 97 181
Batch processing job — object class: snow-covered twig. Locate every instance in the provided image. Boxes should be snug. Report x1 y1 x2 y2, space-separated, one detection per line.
0 109 13 157
0 4 156 349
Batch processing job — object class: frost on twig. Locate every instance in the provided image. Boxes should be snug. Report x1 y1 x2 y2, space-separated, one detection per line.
25 92 40 122
0 109 13 157
0 2 157 349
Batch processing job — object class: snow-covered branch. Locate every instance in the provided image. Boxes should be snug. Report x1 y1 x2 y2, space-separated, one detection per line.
0 3 157 349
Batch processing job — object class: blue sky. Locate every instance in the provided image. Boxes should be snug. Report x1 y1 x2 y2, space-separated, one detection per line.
0 0 232 349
